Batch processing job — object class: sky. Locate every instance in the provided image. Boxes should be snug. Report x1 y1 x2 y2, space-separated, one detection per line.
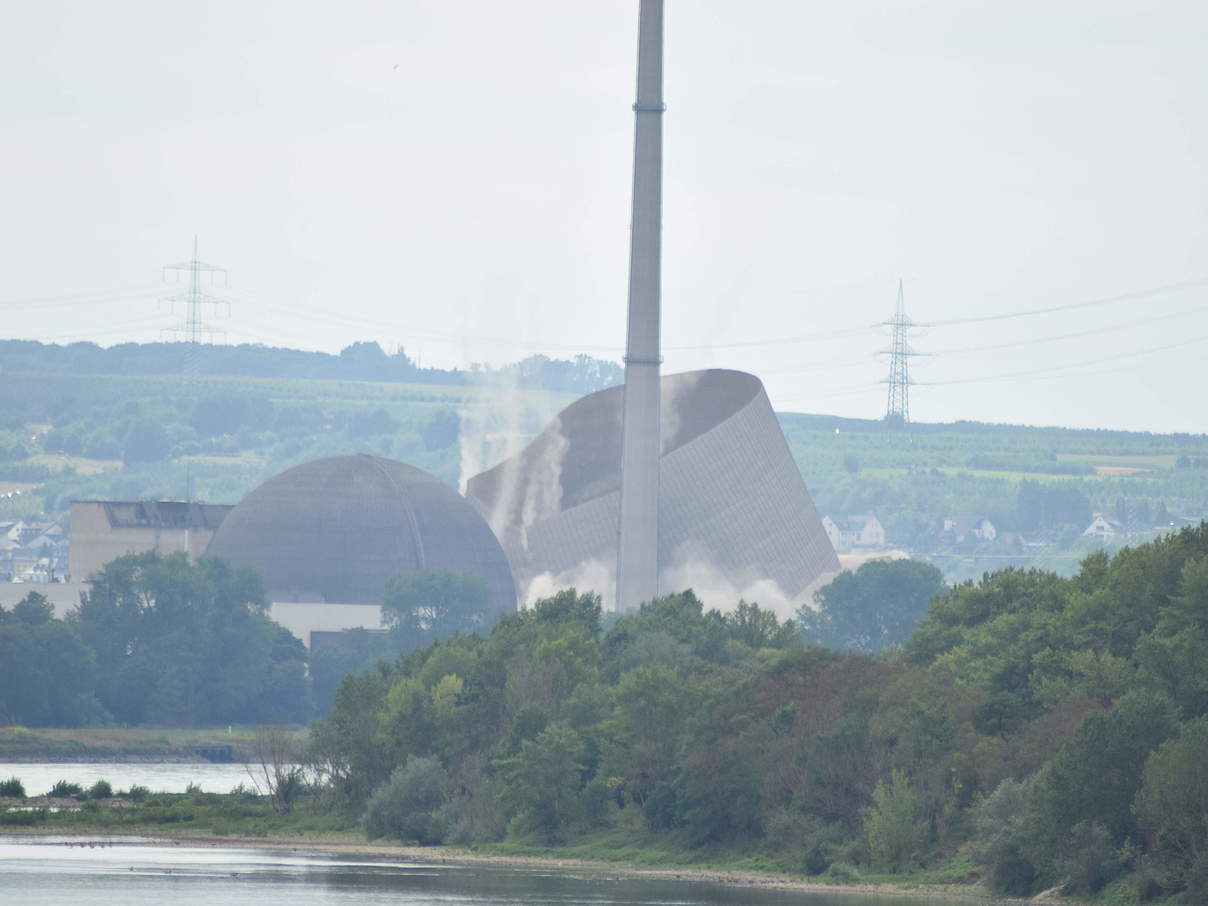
2 1 1206 433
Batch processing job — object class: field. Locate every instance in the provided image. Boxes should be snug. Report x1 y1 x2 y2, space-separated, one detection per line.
2 359 1207 584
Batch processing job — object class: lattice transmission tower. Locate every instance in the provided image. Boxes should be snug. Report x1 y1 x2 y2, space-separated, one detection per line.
882 280 918 423
161 236 229 379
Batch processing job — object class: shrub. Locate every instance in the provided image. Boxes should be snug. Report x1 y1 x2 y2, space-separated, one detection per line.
1185 851 1208 904
975 776 1038 896
864 770 926 873
0 777 26 798
1053 821 1123 896
826 861 860 882
87 779 113 800
48 780 84 798
126 785 150 803
363 756 447 844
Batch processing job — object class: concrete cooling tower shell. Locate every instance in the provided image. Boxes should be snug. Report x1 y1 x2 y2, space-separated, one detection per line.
465 369 838 605
206 454 516 612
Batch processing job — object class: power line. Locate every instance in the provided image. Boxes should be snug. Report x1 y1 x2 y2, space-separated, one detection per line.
918 331 1208 387
922 277 1208 327
928 304 1206 357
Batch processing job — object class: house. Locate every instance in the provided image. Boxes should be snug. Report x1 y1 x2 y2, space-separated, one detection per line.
0 521 69 583
943 516 998 543
822 514 886 552
1083 514 1124 539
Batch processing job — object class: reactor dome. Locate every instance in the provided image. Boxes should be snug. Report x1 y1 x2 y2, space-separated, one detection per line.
206 454 516 612
466 369 839 609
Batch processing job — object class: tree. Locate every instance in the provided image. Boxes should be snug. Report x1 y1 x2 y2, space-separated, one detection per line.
246 724 303 813
422 409 460 451
1135 717 1208 892
800 560 947 653
122 418 171 464
1015 481 1091 532
381 569 494 652
726 600 801 650
362 756 448 843
1024 690 1176 877
498 723 588 841
11 591 54 625
74 551 309 725
0 616 104 726
864 770 926 872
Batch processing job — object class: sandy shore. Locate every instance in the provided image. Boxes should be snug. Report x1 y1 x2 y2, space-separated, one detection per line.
0 826 1074 904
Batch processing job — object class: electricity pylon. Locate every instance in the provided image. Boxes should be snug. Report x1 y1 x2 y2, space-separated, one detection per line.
161 236 229 379
882 280 917 423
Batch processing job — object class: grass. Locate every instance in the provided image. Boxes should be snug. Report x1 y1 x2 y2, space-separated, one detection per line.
25 454 121 475
932 466 1092 483
1055 453 1179 470
0 726 306 762
178 453 267 467
0 790 360 839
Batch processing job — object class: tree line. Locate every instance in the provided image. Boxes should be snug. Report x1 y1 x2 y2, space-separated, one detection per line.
0 552 309 726
311 525 1208 903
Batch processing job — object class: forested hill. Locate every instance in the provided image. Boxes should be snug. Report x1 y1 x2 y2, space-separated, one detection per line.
0 339 622 395
315 523 1208 902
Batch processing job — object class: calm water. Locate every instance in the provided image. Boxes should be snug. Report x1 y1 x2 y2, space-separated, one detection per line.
0 836 969 906
0 762 257 795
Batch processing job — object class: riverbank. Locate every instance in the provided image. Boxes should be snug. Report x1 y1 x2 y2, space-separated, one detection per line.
0 726 305 763
0 825 1078 905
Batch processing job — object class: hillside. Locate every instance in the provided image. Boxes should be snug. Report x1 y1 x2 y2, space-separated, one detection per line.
2 339 1207 584
783 413 1208 581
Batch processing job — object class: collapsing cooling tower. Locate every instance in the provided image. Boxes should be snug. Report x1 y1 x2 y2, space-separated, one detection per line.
465 369 838 606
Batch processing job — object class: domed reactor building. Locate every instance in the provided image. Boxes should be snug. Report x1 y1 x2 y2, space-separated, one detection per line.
206 454 516 645
466 369 838 614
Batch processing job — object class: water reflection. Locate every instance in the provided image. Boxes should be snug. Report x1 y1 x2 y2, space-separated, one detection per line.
0 762 256 795
0 837 968 906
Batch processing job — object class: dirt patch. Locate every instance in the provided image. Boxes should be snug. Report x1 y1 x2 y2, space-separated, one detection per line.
1093 465 1148 476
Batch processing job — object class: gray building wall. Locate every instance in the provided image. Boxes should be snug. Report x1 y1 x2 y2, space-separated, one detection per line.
467 369 838 609
68 500 231 582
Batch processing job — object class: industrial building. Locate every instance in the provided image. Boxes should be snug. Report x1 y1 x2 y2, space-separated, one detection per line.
467 368 839 611
69 499 231 581
205 454 517 645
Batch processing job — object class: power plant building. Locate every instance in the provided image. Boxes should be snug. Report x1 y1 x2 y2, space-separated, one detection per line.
69 499 232 582
205 455 517 644
467 369 839 609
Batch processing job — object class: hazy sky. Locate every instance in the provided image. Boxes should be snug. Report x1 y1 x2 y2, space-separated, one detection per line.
3 1 1205 433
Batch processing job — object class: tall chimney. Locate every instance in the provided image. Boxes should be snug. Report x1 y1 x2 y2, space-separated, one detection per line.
616 0 664 611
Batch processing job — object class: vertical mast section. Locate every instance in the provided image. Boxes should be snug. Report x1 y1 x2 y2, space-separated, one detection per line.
616 0 665 611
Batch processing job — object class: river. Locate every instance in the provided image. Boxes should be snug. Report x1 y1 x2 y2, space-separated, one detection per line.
0 762 258 795
0 836 970 906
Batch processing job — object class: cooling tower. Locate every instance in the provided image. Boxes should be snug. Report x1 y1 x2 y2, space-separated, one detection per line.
466 369 838 609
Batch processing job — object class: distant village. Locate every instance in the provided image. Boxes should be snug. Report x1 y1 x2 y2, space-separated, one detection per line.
820 509 1197 558
3 504 1198 589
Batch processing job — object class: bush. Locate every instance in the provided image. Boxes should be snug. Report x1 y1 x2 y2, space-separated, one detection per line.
87 779 113 800
126 784 150 803
864 770 926 873
826 861 861 882
1184 850 1208 904
1054 821 1123 896
0 777 25 798
48 780 84 798
975 776 1038 896
362 756 447 844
